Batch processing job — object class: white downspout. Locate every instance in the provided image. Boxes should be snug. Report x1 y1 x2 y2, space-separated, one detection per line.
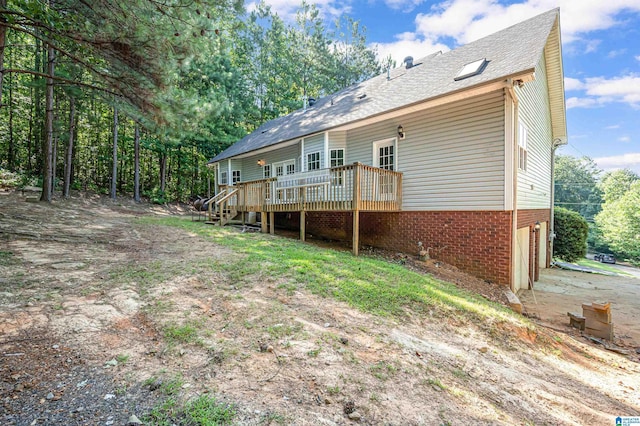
508 83 520 291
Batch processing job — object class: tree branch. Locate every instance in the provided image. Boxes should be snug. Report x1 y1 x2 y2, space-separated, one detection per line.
3 68 119 96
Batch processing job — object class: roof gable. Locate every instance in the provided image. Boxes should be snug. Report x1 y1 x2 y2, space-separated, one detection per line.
210 8 561 163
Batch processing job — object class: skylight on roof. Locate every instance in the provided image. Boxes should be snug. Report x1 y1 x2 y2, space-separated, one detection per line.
454 58 488 81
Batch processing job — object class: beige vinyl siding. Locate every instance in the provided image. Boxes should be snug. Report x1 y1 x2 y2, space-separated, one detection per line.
303 134 324 171
515 53 553 209
329 131 347 150
347 91 505 210
240 143 300 181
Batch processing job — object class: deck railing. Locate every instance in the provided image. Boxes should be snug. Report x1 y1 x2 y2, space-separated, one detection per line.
219 162 402 213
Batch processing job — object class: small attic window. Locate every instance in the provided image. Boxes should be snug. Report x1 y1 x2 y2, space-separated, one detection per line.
454 58 488 81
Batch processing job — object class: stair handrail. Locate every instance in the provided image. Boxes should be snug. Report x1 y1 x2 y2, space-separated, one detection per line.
208 189 227 220
216 188 238 205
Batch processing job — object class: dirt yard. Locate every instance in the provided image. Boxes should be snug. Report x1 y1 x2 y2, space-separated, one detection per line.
520 268 640 345
1 190 639 425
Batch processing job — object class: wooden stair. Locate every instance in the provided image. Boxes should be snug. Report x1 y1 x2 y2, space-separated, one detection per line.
205 188 239 226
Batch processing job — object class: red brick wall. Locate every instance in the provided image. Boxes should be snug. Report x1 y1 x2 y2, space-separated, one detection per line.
304 210 513 286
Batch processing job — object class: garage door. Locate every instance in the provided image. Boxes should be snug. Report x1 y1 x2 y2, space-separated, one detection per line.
515 227 530 292
538 221 547 269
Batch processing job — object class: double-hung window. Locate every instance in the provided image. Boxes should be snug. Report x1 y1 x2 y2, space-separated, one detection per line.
220 171 228 185
307 152 321 171
518 123 528 172
330 149 345 185
263 164 271 179
232 170 241 184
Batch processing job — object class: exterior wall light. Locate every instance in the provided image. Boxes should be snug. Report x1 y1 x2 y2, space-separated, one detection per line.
257 159 266 166
534 221 541 231
397 125 405 140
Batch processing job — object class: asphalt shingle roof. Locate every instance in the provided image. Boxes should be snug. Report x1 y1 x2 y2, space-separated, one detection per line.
210 8 559 163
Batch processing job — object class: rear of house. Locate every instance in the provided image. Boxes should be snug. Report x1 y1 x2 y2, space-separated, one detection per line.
208 9 567 291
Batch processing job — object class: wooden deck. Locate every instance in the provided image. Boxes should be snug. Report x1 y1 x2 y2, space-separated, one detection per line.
208 163 402 255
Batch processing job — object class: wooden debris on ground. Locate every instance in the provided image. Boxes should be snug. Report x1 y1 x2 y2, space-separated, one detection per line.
567 312 586 330
582 302 614 340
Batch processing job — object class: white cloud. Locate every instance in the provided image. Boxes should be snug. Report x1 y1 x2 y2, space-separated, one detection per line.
594 152 640 174
406 0 640 47
564 77 584 91
584 39 602 53
608 48 627 58
255 0 351 21
584 75 640 105
371 33 450 66
619 136 631 142
635 55 640 62
605 124 620 129
564 74 640 108
566 96 599 109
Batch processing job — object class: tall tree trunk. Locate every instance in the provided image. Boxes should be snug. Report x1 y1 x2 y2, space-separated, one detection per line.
41 43 55 202
111 105 118 200
63 96 75 198
159 153 167 193
0 0 7 109
7 37 14 168
52 134 58 193
133 123 140 202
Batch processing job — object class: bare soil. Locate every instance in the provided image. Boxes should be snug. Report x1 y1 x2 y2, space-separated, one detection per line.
1 190 639 425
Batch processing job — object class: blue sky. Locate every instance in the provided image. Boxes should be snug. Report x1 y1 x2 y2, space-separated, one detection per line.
254 0 640 175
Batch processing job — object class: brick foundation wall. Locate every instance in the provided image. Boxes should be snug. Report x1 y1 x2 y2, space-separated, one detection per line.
304 210 513 286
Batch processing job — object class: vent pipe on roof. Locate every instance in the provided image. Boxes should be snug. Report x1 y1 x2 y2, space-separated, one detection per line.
403 56 414 69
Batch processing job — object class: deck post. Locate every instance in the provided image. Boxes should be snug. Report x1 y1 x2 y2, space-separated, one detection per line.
352 211 360 256
352 163 361 256
261 211 267 233
269 211 275 235
300 211 306 241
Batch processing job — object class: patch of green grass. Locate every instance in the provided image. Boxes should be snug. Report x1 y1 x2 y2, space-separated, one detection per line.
145 397 178 426
163 322 201 345
184 395 236 425
326 385 341 395
141 217 527 326
370 361 398 381
451 368 467 379
577 258 631 276
160 375 184 396
0 250 16 266
116 354 130 364
307 347 321 357
426 377 446 390
260 411 287 425
266 322 303 339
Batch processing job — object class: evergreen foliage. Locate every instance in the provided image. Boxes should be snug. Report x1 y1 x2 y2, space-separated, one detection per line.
553 207 588 263
0 1 383 202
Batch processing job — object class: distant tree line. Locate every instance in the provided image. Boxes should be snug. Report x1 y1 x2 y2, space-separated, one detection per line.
0 0 383 203
554 154 639 264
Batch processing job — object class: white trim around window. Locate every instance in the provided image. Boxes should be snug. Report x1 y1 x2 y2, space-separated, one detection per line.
330 148 345 168
273 159 296 176
372 137 397 171
518 122 528 172
232 170 241 184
